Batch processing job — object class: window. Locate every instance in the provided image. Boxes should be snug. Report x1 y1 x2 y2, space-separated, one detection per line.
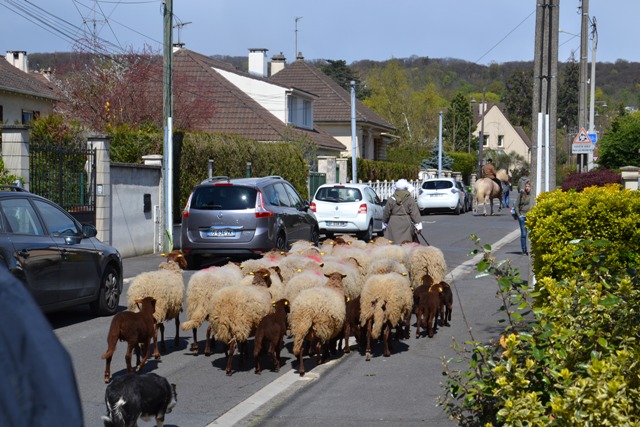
0 198 45 235
22 110 38 124
498 135 504 148
483 135 489 147
287 95 313 130
273 183 293 207
192 186 257 210
283 183 304 209
34 200 78 236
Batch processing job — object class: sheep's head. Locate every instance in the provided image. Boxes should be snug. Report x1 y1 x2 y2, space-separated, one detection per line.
250 268 272 288
269 266 284 282
421 274 434 287
272 298 290 314
134 296 156 313
324 272 347 291
161 250 187 270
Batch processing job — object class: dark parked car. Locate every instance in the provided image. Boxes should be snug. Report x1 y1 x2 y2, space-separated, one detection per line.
0 186 123 315
181 175 319 269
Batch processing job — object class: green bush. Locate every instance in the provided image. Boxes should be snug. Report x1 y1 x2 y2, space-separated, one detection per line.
527 185 640 282
440 238 640 426
347 157 420 182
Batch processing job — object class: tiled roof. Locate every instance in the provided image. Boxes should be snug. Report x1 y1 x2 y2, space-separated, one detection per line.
270 60 395 131
173 49 345 151
0 58 57 100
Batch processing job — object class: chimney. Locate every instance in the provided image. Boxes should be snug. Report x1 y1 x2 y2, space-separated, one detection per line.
296 51 304 61
248 48 268 77
6 50 28 72
173 43 185 53
270 52 286 76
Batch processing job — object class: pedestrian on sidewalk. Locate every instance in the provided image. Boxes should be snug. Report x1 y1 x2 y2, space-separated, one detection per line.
515 180 532 255
383 179 423 244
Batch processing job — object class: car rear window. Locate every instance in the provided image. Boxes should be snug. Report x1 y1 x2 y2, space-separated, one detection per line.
315 187 363 203
191 186 257 210
423 181 454 190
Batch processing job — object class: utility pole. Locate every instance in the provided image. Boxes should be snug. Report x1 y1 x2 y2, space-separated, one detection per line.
531 0 559 198
162 0 173 252
350 81 357 183
578 0 589 172
478 90 485 178
438 112 443 177
587 16 597 170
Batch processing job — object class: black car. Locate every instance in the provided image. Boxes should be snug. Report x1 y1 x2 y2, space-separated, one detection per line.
181 175 319 269
0 186 123 315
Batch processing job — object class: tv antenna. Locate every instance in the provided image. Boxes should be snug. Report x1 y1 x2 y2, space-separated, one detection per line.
174 20 192 46
295 16 303 59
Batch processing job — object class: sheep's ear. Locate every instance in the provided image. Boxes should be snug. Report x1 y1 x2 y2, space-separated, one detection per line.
297 268 302 272
410 287 414 291
438 286 443 293
272 301 276 306
263 273 269 278
177 254 184 258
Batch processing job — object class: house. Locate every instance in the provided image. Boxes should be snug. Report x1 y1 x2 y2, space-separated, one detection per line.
472 102 531 165
268 53 396 161
172 48 346 157
0 51 57 125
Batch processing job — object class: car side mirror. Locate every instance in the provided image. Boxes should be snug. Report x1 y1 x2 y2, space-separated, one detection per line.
82 224 98 238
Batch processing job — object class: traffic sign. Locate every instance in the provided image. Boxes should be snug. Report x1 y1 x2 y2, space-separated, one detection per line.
588 132 598 144
572 128 594 153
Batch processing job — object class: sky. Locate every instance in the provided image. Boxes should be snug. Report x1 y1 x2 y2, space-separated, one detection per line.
0 0 638 67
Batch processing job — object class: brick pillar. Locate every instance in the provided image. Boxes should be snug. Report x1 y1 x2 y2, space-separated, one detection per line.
88 135 112 244
336 158 348 184
1 125 30 190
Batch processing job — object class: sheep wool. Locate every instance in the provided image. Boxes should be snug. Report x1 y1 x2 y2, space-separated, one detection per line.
366 258 409 278
289 286 346 356
369 243 408 266
208 284 272 344
285 269 328 304
321 259 362 300
181 263 242 331
408 245 447 288
277 254 324 285
360 272 413 339
127 262 184 324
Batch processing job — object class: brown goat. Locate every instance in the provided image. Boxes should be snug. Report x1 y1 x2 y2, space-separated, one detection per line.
253 299 290 374
101 297 157 383
413 275 441 338
437 281 453 327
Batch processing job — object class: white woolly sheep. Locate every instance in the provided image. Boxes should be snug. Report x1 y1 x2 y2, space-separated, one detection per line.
239 251 285 275
407 245 447 289
277 253 324 285
208 283 272 375
368 243 408 266
366 257 409 278
284 268 328 305
180 262 243 354
320 257 362 300
289 272 347 376
127 256 185 358
329 244 371 278
334 235 368 249
359 272 413 361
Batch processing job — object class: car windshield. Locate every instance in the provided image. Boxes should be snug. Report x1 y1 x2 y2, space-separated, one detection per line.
191 186 257 210
315 187 363 203
423 181 454 190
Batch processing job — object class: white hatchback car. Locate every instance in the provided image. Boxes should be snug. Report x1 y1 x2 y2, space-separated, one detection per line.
417 178 464 215
310 183 385 241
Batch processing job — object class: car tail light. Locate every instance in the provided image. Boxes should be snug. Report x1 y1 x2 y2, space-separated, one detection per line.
358 204 367 214
214 182 233 186
182 193 193 218
255 191 274 218
310 201 317 213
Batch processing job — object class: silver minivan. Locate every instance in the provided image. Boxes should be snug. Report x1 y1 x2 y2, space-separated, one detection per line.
180 176 319 269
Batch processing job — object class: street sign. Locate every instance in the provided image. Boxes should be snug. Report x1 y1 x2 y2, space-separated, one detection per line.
588 132 598 144
572 128 594 153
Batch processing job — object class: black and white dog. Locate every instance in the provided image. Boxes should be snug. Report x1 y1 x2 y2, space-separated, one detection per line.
102 373 177 427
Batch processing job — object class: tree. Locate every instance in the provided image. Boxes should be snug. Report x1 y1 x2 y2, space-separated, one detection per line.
557 59 579 130
319 59 371 100
421 145 454 170
597 110 640 169
503 70 533 132
443 92 472 152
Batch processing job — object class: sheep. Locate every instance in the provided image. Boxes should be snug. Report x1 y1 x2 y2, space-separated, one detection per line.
413 274 441 338
239 251 285 275
253 299 290 374
289 272 347 376
284 267 327 305
320 257 362 300
288 240 318 255
127 255 185 358
180 262 242 354
359 272 413 361
101 297 157 384
407 245 447 289
239 267 286 302
339 295 362 354
208 282 272 375
369 243 408 267
334 234 367 249
277 253 324 285
329 245 371 278
437 281 453 327
366 258 409 278
370 236 393 246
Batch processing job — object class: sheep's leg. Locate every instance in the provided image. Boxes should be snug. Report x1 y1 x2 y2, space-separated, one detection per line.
382 323 392 357
190 328 199 354
343 323 351 354
365 318 373 361
239 340 247 370
415 307 423 338
204 324 214 356
273 337 283 372
173 316 180 348
158 322 167 354
427 309 436 338
103 355 113 383
226 339 237 376
298 342 306 377
446 303 452 325
137 338 153 373
253 336 263 375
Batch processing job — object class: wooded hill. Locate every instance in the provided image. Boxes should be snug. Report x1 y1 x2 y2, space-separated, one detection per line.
27 52 640 109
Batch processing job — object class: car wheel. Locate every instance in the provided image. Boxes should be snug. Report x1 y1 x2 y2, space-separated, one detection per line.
310 227 320 246
325 232 335 239
358 221 373 241
90 265 120 316
275 231 288 252
454 203 461 215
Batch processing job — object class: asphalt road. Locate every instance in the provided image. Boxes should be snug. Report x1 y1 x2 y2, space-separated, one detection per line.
49 207 529 427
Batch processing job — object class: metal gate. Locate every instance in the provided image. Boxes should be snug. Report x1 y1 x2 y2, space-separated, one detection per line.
308 171 326 200
29 141 97 225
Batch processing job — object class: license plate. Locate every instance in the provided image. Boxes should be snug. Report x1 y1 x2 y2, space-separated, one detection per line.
430 193 443 197
326 221 346 227
207 229 235 237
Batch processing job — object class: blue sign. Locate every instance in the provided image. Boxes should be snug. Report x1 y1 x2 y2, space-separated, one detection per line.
588 132 598 144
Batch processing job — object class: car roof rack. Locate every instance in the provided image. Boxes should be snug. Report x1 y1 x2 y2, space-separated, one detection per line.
200 176 230 184
0 185 29 192
257 175 283 182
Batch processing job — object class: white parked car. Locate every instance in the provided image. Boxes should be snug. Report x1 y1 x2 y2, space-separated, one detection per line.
417 178 464 215
310 183 385 241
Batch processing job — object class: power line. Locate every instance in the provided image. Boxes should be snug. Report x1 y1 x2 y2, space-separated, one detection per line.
474 9 536 64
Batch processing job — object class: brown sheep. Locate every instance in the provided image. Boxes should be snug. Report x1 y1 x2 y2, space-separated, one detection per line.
413 275 441 338
101 297 157 384
253 299 290 374
340 295 361 354
438 281 453 327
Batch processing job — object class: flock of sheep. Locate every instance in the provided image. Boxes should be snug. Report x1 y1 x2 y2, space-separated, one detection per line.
103 235 451 381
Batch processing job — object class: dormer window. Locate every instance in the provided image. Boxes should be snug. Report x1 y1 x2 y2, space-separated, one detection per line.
287 95 313 130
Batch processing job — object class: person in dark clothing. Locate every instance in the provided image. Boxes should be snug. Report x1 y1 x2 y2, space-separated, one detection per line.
0 265 84 427
382 179 423 244
515 180 533 255
483 158 502 189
